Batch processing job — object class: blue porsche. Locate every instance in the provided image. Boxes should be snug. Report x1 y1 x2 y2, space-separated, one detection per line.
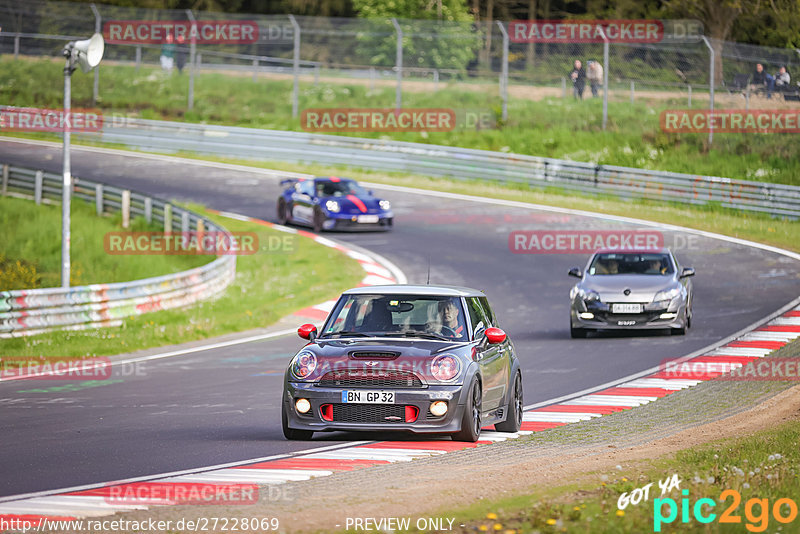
276 176 393 232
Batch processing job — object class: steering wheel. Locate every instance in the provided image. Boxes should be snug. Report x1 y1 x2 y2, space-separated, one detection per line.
439 325 457 337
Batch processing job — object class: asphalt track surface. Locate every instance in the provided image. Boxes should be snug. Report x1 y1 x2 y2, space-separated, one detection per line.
1 139 799 498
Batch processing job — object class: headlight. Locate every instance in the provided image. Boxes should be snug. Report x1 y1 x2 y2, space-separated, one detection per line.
577 287 601 302
653 286 682 302
290 350 317 379
430 354 460 382
325 200 340 213
379 200 391 210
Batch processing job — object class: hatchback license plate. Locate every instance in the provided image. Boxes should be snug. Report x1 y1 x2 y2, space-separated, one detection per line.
612 303 643 314
357 215 379 223
341 390 395 404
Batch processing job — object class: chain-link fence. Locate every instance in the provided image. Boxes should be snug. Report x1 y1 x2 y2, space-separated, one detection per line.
2 0 799 134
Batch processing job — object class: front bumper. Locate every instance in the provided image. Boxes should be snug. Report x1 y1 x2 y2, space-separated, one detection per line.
322 211 393 231
284 382 467 434
570 300 687 330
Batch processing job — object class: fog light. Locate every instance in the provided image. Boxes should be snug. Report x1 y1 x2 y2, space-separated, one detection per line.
579 312 594 320
659 313 677 319
295 398 311 414
430 400 448 417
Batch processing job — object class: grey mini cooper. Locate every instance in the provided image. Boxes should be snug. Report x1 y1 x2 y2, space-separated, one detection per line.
282 285 523 442
568 248 695 338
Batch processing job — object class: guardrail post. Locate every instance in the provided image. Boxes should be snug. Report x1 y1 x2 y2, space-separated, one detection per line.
391 18 403 110
288 14 301 119
164 203 172 232
630 81 634 104
687 84 692 108
121 190 131 229
34 171 43 204
144 197 152 223
369 67 375 92
95 183 103 215
196 218 205 253
1 165 8 195
314 64 319 85
14 34 20 59
135 46 141 71
252 57 258 82
181 211 190 249
433 69 439 91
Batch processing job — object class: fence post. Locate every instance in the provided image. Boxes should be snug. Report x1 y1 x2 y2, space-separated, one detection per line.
687 84 692 108
95 183 103 216
144 196 152 223
630 81 634 104
14 33 20 59
496 21 509 122
314 64 319 85
164 203 172 232
369 67 376 92
1 164 8 196
121 190 131 229
288 15 301 119
433 69 439 91
135 45 141 71
600 28 609 130
561 77 566 98
252 57 258 82
701 36 714 145
181 211 190 249
391 18 403 110
91 4 101 107
745 83 750 111
186 9 196 111
34 171 43 204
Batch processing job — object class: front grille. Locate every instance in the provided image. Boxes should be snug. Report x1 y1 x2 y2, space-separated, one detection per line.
349 351 400 359
318 369 423 388
332 403 406 423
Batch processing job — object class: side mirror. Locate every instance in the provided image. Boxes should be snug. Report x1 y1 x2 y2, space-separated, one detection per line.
297 323 317 341
679 267 695 279
568 267 583 278
485 327 507 344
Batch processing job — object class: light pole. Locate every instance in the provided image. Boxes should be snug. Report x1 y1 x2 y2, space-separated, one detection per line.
61 33 104 288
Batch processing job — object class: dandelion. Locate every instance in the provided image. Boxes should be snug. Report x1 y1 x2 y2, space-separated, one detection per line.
493 524 503 531
622 477 628 482
616 465 622 470
616 510 625 517
487 513 498 520
600 475 609 482
743 483 750 489
714 454 719 459
767 474 773 480
573 507 581 511
768 455 776 462
479 526 488 532
775 454 782 460
707 476 715 484
546 519 557 526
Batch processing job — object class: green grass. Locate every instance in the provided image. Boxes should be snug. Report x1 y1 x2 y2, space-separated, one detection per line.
1 203 365 360
2 56 799 186
429 401 800 533
0 195 209 289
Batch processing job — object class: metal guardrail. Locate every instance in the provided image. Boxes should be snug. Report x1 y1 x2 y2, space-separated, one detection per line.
90 118 800 218
0 163 236 337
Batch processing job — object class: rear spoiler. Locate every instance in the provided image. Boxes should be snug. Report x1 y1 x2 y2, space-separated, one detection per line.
280 177 308 187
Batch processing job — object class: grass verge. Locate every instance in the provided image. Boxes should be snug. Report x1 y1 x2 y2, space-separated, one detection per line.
0 195 209 290
1 56 799 186
1 204 364 360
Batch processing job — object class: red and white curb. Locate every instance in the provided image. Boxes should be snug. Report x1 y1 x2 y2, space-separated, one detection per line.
2 306 798 527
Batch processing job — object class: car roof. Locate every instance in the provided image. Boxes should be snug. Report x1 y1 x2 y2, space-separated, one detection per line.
314 176 354 182
593 247 672 255
342 284 486 297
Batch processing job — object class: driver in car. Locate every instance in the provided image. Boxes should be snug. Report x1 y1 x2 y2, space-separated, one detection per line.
427 300 465 339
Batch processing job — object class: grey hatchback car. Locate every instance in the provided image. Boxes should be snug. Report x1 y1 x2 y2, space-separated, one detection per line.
282 285 523 442
568 248 695 338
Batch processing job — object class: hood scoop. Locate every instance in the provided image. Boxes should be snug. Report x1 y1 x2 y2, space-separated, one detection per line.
348 350 400 360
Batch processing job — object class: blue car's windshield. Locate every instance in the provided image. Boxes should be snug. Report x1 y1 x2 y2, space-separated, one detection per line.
315 179 367 197
321 295 467 340
588 252 674 275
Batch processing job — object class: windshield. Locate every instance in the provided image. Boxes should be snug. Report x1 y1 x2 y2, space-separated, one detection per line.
588 252 674 276
315 179 368 197
321 294 467 340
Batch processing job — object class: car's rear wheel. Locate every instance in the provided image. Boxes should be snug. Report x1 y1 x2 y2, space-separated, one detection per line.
453 378 481 442
570 325 588 338
277 198 289 225
282 403 313 440
312 207 324 233
495 371 523 433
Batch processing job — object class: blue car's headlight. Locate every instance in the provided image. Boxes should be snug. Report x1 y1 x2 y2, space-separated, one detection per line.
379 200 391 211
325 200 340 213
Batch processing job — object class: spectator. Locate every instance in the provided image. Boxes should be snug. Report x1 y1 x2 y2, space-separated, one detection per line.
160 34 175 73
586 60 603 98
175 34 188 74
775 66 791 90
570 60 586 100
751 63 775 98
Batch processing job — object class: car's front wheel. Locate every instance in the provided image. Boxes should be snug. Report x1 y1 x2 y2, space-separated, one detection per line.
495 371 523 433
277 198 289 225
282 403 314 440
453 377 482 442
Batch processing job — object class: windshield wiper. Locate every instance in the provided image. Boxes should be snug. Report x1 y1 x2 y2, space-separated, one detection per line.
323 331 370 338
384 330 452 341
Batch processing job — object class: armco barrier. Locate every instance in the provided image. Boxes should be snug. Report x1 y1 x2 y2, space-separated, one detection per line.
88 118 800 218
0 163 236 337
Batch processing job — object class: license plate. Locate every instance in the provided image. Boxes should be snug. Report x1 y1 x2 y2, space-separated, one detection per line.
341 390 395 404
357 215 379 223
612 303 643 314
